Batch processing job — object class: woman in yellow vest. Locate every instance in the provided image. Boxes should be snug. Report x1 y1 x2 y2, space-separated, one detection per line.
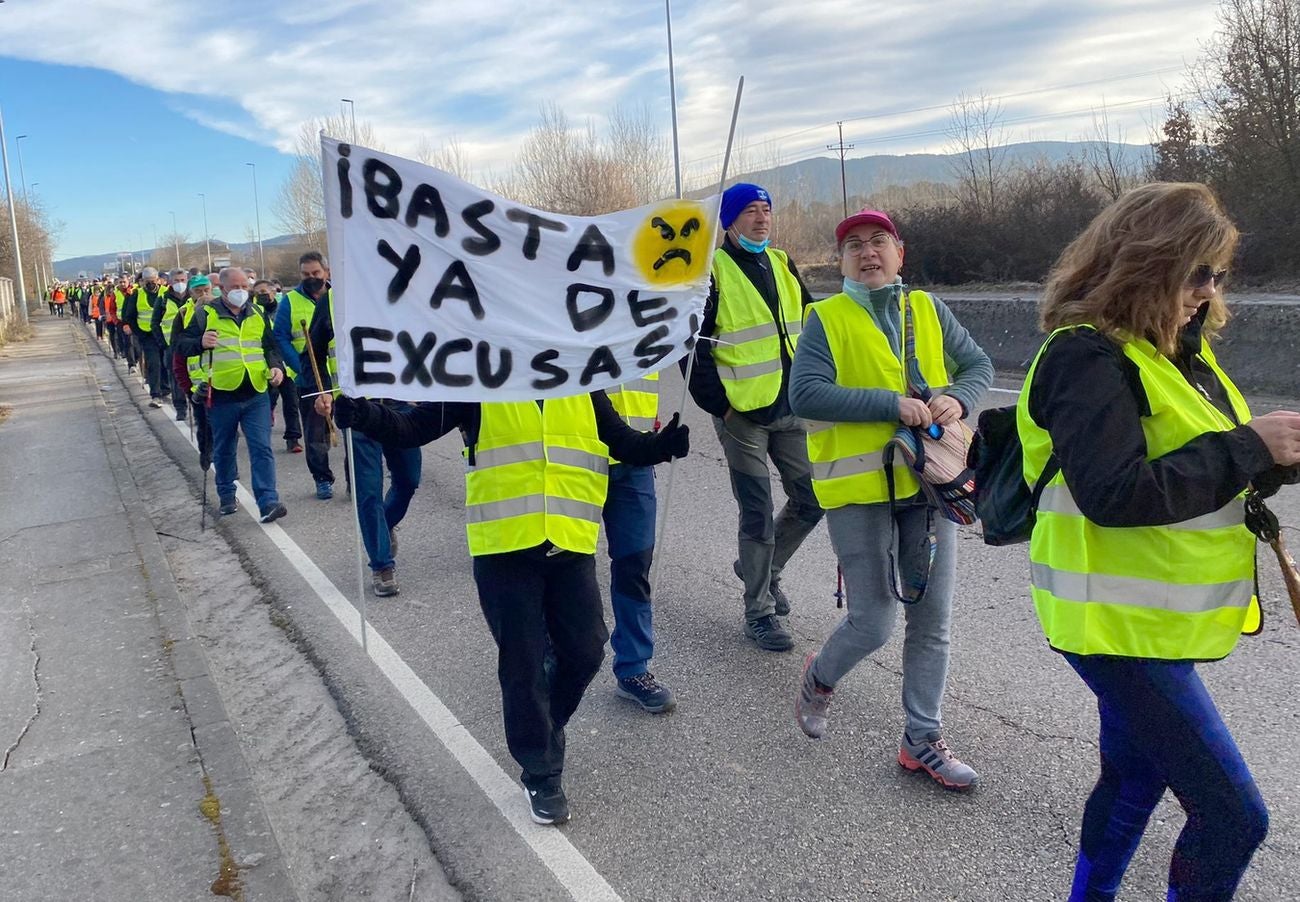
1018 182 1300 900
332 391 689 826
789 209 992 791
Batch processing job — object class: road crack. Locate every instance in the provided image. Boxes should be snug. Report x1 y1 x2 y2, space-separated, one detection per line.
2 600 43 771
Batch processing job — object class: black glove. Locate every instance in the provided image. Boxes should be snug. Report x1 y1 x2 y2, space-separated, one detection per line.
333 395 365 431
655 412 690 461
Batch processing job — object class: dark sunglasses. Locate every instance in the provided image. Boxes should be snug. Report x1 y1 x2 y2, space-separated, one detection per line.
1188 264 1228 289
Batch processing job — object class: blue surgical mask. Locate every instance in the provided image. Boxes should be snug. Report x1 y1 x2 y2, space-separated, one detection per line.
736 233 770 254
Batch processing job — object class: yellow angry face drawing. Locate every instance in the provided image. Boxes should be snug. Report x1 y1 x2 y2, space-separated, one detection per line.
631 200 714 286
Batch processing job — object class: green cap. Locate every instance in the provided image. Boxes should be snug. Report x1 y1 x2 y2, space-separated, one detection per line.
188 274 211 290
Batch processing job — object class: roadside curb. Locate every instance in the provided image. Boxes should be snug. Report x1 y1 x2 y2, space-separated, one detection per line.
75 324 301 901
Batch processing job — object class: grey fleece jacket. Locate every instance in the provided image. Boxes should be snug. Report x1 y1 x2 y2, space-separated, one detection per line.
789 279 993 423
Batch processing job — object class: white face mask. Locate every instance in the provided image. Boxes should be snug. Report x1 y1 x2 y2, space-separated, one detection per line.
172 281 187 293
226 288 249 305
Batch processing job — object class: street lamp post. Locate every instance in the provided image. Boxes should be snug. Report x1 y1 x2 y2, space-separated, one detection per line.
169 210 180 268
245 162 265 273
198 192 212 271
1 107 30 323
341 98 358 143
29 182 44 298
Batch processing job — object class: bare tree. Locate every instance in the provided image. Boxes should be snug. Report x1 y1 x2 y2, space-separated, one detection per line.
1082 102 1142 200
416 135 474 181
944 91 1010 219
273 114 383 248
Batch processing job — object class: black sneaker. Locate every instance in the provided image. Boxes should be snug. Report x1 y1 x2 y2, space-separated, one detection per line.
744 614 794 652
259 504 287 524
219 499 238 516
615 672 677 713
524 785 570 825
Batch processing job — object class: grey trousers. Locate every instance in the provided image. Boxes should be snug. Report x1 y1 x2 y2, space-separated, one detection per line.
712 412 824 620
811 502 956 738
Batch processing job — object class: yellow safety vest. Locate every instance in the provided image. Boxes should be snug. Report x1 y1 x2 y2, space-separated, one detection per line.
134 287 159 333
284 288 321 381
182 301 207 392
804 290 949 509
1017 326 1260 661
465 397 610 557
206 304 270 393
709 248 803 411
158 296 181 342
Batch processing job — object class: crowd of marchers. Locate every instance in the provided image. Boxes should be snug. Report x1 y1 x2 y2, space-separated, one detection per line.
55 179 1300 902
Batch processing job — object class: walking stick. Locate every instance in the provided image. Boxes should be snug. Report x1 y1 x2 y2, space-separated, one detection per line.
201 349 214 532
300 319 338 448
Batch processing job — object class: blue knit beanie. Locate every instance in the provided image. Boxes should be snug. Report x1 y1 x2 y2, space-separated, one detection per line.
720 183 772 229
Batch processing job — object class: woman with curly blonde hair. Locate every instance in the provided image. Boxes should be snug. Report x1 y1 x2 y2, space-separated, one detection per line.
1018 181 1300 900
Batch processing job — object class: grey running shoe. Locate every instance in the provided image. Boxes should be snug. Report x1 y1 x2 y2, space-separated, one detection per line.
898 731 980 791
372 567 399 597
744 614 794 652
795 654 833 738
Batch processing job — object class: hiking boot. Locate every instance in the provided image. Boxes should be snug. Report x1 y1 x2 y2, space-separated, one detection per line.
733 559 790 616
615 672 676 713
259 504 287 524
287 439 303 454
898 731 980 791
795 654 833 738
315 481 333 500
372 567 399 597
770 580 792 617
524 785 570 825
744 614 794 652
219 498 238 516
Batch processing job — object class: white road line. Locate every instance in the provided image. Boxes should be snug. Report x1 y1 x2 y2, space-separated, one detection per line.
164 410 622 902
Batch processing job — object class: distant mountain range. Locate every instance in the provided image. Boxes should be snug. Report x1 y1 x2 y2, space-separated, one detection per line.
54 140 1153 278
52 233 304 280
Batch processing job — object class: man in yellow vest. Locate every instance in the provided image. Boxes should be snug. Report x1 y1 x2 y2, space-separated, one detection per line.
176 267 288 523
274 252 333 491
331 391 690 826
689 183 824 651
124 266 169 406
150 268 189 422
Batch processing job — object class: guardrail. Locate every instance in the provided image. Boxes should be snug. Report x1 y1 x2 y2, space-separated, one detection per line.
0 276 20 343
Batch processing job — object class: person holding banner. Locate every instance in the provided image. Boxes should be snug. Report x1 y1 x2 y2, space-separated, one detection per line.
689 183 824 652
274 252 333 476
177 267 288 523
788 209 991 791
331 390 690 825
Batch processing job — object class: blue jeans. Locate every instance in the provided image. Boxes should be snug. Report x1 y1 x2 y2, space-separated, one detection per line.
1063 654 1267 902
349 419 422 572
602 463 656 679
209 391 280 513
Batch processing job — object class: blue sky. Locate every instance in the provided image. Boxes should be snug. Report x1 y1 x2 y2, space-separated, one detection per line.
0 0 1218 262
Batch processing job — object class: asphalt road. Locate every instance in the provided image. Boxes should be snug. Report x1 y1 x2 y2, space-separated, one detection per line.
128 344 1300 902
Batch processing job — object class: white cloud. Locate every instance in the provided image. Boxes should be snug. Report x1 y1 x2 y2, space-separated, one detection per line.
1 0 1219 186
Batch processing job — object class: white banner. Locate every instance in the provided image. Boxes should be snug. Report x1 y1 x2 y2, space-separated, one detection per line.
321 136 718 402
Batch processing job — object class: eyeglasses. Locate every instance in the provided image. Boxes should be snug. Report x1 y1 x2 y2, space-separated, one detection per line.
841 234 896 256
1188 264 1228 289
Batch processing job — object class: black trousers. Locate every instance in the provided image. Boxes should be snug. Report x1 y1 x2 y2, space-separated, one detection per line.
473 544 607 790
270 377 302 443
119 327 138 366
298 394 334 484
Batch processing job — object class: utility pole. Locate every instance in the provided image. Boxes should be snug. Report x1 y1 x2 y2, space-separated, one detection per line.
169 210 180 268
0 106 30 324
827 121 855 219
198 192 212 271
245 162 265 273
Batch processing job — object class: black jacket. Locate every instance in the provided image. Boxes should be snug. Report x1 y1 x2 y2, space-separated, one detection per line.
1026 320 1296 528
686 237 814 423
150 288 188 344
123 284 164 333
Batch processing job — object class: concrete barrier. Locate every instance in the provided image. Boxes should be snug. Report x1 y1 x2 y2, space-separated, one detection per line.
939 295 1299 398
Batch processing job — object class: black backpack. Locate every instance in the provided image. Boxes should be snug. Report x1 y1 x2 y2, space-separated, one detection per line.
967 405 1058 546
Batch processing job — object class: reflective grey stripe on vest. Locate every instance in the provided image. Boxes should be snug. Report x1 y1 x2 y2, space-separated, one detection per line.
472 441 544 470
211 351 244 363
624 416 656 431
716 322 778 345
1030 562 1254 612
718 357 782 382
811 451 887 481
466 494 603 525
548 447 610 475
1038 485 1246 531
784 320 802 338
